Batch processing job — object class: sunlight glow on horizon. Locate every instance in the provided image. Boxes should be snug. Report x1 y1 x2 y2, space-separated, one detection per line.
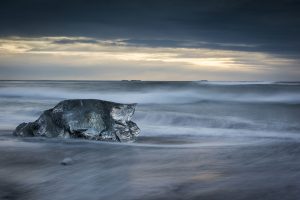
0 36 298 80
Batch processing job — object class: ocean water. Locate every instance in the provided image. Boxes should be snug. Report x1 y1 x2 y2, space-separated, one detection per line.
0 80 300 142
0 80 300 200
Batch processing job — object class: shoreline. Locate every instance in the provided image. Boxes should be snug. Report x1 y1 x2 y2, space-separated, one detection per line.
1 130 300 200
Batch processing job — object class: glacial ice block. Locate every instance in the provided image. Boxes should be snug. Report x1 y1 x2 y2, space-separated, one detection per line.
13 99 140 142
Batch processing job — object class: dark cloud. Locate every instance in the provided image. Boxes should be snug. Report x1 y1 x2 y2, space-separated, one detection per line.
52 38 99 44
122 39 261 52
0 0 300 57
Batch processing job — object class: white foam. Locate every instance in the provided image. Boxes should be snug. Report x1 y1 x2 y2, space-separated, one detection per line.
140 125 300 140
1 86 300 104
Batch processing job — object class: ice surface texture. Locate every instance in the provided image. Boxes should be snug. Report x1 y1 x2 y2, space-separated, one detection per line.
13 99 140 142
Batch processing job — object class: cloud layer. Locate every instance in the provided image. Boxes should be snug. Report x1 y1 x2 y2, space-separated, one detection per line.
0 0 299 80
0 37 299 80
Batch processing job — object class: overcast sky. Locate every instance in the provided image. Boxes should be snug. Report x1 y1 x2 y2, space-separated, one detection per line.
0 0 299 80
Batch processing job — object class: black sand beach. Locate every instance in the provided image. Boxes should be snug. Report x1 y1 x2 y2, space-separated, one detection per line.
0 81 300 199
1 130 300 200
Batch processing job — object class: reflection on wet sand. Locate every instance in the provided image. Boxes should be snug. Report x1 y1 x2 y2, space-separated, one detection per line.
0 132 299 200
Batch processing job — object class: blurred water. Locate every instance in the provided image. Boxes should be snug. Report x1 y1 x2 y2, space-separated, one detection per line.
0 81 300 200
0 80 300 142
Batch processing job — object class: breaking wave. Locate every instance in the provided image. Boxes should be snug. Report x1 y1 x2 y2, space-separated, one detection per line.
0 81 299 141
0 85 300 104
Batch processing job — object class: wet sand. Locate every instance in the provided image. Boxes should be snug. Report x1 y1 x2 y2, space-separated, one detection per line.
0 131 300 200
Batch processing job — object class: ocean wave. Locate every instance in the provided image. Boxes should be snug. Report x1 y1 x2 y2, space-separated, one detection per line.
197 81 300 85
140 125 300 140
1 81 299 139
135 111 258 129
198 81 276 85
135 111 300 133
0 86 300 104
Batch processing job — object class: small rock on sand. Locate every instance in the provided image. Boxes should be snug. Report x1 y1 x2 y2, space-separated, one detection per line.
60 157 73 165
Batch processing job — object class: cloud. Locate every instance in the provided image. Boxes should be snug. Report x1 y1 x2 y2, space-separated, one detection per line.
0 36 299 81
0 0 299 58
52 38 100 45
122 39 260 52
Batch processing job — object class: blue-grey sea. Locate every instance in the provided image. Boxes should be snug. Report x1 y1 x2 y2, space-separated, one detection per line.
0 80 300 200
